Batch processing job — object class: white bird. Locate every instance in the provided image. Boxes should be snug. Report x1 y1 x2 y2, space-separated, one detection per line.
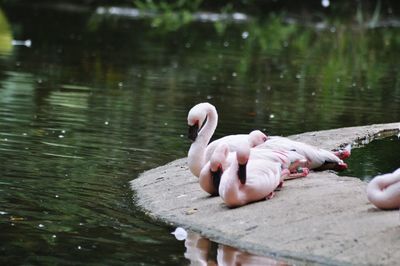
198 131 308 195
256 136 348 171
187 102 266 177
367 168 400 210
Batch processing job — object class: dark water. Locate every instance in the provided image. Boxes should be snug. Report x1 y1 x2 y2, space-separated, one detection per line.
339 135 400 181
0 2 400 265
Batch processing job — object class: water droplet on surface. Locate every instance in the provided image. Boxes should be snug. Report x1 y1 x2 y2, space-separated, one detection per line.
171 227 187 241
296 74 301 79
118 82 123 87
311 92 316 96
77 246 82 250
104 121 109 125
0 211 7 215
38 224 45 228
233 12 247 21
322 0 330 7
52 235 57 238
58 135 64 138
269 114 275 119
223 41 229 47
232 72 237 77
241 31 249 39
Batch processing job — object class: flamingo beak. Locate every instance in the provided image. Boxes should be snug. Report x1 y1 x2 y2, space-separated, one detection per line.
211 166 223 195
188 123 199 141
238 163 247 184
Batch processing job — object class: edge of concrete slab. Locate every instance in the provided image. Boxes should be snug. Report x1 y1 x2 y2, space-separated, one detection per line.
131 122 400 265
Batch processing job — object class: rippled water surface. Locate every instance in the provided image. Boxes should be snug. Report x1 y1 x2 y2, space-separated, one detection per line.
0 2 400 265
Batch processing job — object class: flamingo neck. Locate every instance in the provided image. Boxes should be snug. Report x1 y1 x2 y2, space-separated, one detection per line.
197 105 218 145
219 161 245 207
367 170 400 209
187 104 218 177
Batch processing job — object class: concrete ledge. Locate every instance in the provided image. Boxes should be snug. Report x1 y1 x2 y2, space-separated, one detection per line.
131 122 400 265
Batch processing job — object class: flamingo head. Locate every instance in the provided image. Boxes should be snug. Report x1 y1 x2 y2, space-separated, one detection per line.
210 143 230 192
236 143 251 185
187 103 215 141
248 130 268 148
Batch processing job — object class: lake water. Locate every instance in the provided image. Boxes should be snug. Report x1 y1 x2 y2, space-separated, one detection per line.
0 2 399 265
339 135 400 181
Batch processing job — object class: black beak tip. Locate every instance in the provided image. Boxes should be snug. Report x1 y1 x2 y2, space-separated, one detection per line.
238 163 247 185
211 167 223 195
188 124 199 141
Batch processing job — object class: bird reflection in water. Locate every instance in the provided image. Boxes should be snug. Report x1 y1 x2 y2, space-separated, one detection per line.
183 231 289 265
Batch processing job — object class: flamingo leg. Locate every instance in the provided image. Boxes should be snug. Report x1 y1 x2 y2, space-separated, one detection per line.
266 191 275 200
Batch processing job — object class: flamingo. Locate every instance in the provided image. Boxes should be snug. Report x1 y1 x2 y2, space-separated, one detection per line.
256 136 349 171
187 103 266 177
216 143 291 207
198 131 308 195
199 141 235 195
366 168 400 210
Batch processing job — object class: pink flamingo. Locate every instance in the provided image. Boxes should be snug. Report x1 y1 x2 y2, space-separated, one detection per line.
198 131 308 195
199 141 235 195
187 103 266 177
216 143 291 207
256 136 349 171
367 168 400 210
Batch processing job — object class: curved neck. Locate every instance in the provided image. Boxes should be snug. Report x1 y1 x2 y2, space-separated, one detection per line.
367 170 400 209
197 104 218 145
219 160 245 207
187 104 218 177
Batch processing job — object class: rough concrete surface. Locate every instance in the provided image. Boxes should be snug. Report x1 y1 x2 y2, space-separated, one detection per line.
131 122 400 265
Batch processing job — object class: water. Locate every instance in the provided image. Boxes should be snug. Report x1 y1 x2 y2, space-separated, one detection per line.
339 136 400 181
0 2 399 265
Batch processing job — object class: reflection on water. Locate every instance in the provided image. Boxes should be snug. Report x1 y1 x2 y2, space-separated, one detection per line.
184 231 289 266
339 136 400 181
0 1 399 265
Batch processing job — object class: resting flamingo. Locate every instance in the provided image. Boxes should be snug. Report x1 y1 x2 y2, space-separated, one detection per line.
216 142 292 207
187 102 266 177
256 136 349 171
199 131 309 195
366 168 400 210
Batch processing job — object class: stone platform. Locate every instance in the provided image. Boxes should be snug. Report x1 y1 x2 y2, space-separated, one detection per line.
131 122 400 265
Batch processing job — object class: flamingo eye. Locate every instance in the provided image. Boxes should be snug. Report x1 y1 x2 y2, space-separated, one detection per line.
262 136 267 142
